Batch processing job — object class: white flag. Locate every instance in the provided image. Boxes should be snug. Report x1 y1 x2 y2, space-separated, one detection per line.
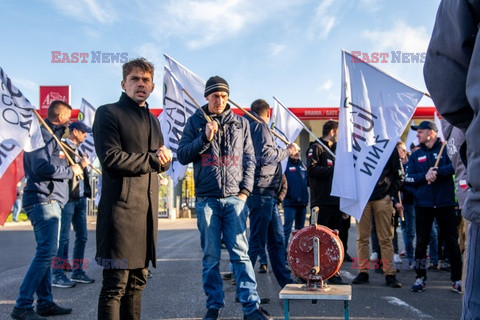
164 54 206 106
78 98 97 162
0 67 44 178
269 99 304 172
159 67 198 185
434 111 445 142
331 51 424 221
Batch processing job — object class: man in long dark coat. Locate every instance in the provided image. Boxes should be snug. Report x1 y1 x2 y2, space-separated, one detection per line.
93 58 172 320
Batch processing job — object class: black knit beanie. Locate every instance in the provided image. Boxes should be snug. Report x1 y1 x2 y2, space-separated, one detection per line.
204 76 229 97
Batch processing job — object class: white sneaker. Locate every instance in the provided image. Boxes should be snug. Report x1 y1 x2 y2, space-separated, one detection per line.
393 254 402 263
370 252 378 260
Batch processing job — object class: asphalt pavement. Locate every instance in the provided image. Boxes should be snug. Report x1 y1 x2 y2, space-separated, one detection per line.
0 218 463 319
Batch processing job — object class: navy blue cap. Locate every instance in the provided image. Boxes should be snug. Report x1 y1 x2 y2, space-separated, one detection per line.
69 121 92 133
411 121 438 133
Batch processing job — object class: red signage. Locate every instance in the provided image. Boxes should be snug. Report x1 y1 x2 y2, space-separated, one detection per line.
150 106 437 120
39 86 71 117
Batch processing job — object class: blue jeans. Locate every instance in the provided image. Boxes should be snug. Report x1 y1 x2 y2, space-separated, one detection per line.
429 219 439 265
283 205 306 255
12 198 22 222
400 204 416 262
195 196 260 315
258 249 268 266
462 222 480 319
53 197 88 277
247 194 293 288
15 201 61 309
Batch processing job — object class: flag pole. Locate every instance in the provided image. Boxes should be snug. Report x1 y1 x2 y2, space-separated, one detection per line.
164 55 290 145
273 97 336 158
228 99 291 145
165 67 213 122
32 109 83 179
60 142 102 175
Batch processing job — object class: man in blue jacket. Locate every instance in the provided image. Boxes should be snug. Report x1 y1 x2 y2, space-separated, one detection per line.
12 100 84 320
246 99 297 289
405 121 462 293
283 153 308 256
178 77 272 320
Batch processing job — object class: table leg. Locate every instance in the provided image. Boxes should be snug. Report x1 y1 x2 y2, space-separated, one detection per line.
344 300 349 320
284 299 290 320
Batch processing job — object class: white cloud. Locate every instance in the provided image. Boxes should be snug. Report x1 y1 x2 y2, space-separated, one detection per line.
307 0 339 41
146 0 307 49
358 0 384 13
317 79 333 91
49 0 117 24
362 20 430 53
268 43 287 57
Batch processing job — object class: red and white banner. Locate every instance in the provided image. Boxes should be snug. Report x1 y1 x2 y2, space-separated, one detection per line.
39 85 71 116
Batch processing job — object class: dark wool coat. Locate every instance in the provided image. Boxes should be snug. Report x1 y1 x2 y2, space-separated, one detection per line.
93 93 168 269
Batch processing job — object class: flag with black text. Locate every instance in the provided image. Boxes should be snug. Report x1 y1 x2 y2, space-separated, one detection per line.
331 51 424 220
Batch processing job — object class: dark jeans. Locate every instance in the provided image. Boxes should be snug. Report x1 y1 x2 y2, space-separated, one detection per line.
98 268 148 320
339 215 351 254
283 205 306 254
316 206 343 231
414 206 462 281
248 194 292 288
53 197 88 277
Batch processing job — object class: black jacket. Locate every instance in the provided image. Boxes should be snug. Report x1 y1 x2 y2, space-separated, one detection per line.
306 139 338 207
369 147 404 202
93 93 168 269
247 111 290 196
178 104 255 198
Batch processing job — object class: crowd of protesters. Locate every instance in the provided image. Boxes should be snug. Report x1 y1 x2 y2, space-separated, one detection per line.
9 58 470 320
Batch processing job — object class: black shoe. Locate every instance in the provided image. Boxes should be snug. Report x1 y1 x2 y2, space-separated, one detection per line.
427 263 439 271
327 275 348 285
203 308 219 320
11 308 46 320
352 272 369 284
36 302 72 317
147 270 153 278
222 272 233 280
258 264 267 273
385 275 402 288
244 307 273 320
344 253 353 262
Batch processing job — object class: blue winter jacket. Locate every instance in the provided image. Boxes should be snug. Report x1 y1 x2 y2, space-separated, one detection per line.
283 157 309 207
23 119 74 208
247 111 290 197
405 138 456 208
177 104 255 198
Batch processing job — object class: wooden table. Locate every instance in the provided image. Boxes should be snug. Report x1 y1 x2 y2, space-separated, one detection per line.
279 284 352 320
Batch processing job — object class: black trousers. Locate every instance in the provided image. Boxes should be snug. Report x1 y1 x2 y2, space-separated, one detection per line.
414 206 462 281
98 268 148 320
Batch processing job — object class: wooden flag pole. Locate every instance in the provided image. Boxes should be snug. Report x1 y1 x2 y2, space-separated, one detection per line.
32 109 83 179
60 142 102 175
228 99 291 146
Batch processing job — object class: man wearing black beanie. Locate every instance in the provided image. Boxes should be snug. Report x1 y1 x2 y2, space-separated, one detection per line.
178 76 272 320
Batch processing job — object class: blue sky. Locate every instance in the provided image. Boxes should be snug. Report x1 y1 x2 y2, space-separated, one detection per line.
0 0 439 110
